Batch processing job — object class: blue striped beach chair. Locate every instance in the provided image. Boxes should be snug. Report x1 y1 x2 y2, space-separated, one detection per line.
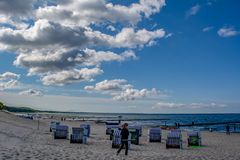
149 128 162 142
112 129 122 148
166 130 182 149
54 125 68 139
187 130 201 146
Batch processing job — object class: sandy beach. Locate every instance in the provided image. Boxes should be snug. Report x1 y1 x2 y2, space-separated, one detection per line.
1 111 240 160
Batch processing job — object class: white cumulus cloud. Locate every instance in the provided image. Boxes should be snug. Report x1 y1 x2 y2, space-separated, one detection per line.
152 102 227 109
41 68 103 86
0 0 167 86
217 26 239 38
186 4 200 17
0 72 20 91
85 79 162 101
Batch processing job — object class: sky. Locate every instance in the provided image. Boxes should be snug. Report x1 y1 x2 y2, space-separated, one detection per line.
0 0 240 113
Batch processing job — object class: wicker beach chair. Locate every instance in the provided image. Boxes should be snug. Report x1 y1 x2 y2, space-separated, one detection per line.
54 125 68 139
80 124 91 137
166 130 182 149
129 128 140 145
187 131 201 146
50 121 60 132
70 127 87 144
149 128 162 142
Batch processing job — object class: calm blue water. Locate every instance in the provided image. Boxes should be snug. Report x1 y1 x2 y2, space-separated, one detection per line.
44 112 240 132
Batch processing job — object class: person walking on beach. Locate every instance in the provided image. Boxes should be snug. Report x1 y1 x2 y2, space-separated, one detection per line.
226 124 230 135
117 123 129 156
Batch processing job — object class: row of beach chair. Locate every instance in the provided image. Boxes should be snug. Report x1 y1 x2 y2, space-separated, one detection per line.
49 121 201 149
107 124 201 149
50 121 90 144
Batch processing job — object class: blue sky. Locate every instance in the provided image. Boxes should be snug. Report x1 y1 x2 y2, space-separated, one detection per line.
0 0 239 113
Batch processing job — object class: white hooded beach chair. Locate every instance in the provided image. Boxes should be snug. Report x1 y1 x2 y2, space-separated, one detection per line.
54 125 68 139
149 128 162 142
70 127 87 144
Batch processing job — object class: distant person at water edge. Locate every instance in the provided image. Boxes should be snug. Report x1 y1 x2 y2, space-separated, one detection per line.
117 123 129 156
226 125 230 135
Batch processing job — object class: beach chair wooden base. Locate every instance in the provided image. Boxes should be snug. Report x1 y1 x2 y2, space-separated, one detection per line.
131 139 139 145
166 144 181 149
149 139 161 143
54 131 68 139
70 135 83 143
188 137 201 147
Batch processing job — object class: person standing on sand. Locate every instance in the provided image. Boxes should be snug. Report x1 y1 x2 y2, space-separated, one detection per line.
226 124 230 135
117 123 129 156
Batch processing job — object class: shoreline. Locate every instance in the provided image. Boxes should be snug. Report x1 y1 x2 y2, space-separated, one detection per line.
1 111 240 159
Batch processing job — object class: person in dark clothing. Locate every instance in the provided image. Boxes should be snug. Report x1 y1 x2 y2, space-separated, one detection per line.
117 123 129 156
226 125 230 135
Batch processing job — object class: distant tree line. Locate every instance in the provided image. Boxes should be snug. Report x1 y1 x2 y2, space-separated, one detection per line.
0 101 38 112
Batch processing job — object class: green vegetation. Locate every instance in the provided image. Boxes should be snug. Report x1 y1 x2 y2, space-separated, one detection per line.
0 101 38 112
0 101 5 110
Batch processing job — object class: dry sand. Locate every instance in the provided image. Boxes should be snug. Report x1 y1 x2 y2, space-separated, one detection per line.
0 111 240 160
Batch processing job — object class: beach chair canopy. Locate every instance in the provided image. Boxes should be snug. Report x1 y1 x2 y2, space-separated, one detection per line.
129 125 142 136
72 127 84 134
107 124 120 128
187 131 201 137
149 128 162 134
80 124 90 129
56 125 68 131
167 132 181 138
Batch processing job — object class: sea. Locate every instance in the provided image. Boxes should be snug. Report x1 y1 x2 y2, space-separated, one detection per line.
42 112 240 132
